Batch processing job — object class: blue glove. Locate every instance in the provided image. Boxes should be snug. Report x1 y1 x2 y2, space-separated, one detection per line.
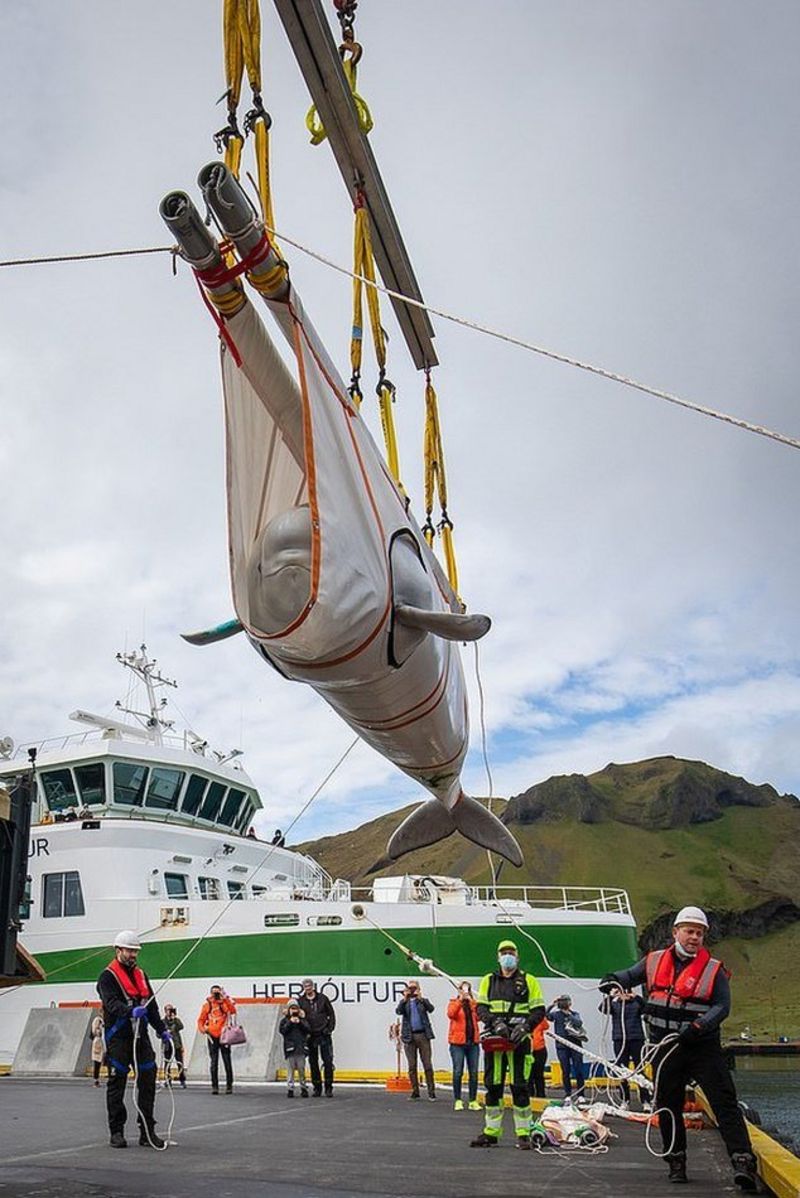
161 1030 172 1044
678 1022 703 1045
131 1005 148 1020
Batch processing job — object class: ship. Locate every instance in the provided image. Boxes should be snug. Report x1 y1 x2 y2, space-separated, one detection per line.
0 647 638 1076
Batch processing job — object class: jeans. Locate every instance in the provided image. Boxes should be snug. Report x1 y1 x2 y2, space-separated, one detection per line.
449 1042 479 1102
613 1038 649 1104
207 1035 233 1090
556 1045 585 1096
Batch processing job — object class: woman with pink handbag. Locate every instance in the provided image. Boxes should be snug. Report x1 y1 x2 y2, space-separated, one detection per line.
196 985 237 1094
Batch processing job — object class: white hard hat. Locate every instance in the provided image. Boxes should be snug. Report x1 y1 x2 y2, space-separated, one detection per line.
673 906 709 929
114 929 142 950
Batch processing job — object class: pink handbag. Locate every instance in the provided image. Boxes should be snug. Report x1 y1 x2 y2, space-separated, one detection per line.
220 1018 247 1047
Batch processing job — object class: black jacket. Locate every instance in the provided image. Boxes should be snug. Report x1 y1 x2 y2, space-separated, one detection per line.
299 991 336 1037
279 1013 311 1057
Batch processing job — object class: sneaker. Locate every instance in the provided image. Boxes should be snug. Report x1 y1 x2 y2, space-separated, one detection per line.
180 1080 187 1089
642 1100 653 1113
407 1092 421 1101
470 1132 498 1148
109 1132 127 1149
312 1088 322 1097
300 1088 309 1098
515 1137 531 1150
468 1100 482 1111
211 1087 219 1095
731 1153 758 1192
324 1090 333 1098
139 1130 165 1149
225 1085 233 1095
454 1100 464 1111
287 1090 294 1098
427 1093 437 1102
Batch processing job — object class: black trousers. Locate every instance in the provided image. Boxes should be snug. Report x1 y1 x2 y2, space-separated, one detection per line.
484 1046 529 1109
653 1037 751 1157
207 1035 233 1089
528 1047 547 1098
105 1036 157 1134
613 1037 650 1104
308 1033 334 1094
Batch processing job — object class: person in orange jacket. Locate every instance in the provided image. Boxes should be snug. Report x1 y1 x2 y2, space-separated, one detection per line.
196 984 237 1094
528 1015 550 1098
447 981 481 1111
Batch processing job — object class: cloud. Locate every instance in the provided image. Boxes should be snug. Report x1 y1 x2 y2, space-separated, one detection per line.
2 2 799 850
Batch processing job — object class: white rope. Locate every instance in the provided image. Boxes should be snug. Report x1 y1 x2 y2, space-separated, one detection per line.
472 642 498 892
265 224 800 453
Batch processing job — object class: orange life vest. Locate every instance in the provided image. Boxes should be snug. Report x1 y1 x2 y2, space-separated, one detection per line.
106 957 150 1001
644 947 726 1035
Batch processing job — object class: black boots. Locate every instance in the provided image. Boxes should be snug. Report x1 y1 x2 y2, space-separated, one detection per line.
139 1127 165 1149
731 1153 758 1192
665 1152 688 1183
109 1131 127 1148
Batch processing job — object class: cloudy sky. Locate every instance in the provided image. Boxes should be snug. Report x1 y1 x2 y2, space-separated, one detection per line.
2 2 799 842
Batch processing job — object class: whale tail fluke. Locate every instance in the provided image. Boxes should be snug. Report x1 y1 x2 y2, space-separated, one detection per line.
387 797 523 867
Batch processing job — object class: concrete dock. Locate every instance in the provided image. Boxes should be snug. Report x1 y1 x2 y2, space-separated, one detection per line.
0 1078 756 1197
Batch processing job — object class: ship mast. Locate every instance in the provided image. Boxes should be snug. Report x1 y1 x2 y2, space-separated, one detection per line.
113 646 177 746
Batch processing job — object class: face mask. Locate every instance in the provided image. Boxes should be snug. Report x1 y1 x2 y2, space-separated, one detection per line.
499 953 517 970
674 940 696 959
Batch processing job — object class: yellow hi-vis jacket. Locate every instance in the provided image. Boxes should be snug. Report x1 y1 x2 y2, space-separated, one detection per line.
476 969 545 1032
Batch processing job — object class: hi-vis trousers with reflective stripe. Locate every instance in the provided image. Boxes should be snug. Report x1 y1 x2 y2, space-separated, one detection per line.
482 1047 531 1139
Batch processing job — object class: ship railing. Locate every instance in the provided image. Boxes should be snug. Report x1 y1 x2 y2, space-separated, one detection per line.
469 885 632 915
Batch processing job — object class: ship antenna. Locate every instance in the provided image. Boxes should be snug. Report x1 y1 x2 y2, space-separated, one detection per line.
114 644 177 745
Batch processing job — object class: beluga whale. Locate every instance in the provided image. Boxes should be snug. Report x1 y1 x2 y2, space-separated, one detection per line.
160 164 523 868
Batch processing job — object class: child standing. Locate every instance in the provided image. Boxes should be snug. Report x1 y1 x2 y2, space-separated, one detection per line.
279 1000 310 1098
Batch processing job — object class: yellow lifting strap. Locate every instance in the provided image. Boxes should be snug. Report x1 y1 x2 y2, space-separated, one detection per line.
219 0 284 271
423 375 460 598
349 198 406 499
306 53 373 146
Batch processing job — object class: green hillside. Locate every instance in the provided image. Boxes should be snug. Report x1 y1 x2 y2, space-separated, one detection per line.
295 757 800 1038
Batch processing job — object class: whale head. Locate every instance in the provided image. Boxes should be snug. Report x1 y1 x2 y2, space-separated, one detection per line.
248 506 312 634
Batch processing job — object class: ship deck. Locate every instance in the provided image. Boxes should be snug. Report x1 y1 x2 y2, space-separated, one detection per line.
0 1078 757 1197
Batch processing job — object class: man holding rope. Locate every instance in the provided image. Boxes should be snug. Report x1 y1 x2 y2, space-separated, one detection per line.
599 906 757 1190
97 930 170 1149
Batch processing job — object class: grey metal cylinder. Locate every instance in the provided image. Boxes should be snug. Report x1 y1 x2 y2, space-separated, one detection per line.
198 162 288 300
159 191 220 272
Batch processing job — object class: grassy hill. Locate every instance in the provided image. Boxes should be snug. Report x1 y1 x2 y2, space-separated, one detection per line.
295 757 800 1038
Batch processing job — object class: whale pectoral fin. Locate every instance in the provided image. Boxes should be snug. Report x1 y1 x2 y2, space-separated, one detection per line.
394 605 491 643
451 796 524 867
181 618 244 646
387 801 457 859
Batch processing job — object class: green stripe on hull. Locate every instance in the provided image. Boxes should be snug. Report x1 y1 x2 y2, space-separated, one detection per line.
33 923 638 986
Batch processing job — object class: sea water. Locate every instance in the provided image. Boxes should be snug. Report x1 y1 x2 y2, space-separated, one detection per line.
734 1061 800 1149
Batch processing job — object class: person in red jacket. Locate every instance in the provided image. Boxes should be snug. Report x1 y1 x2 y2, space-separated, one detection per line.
447 981 481 1111
196 984 237 1094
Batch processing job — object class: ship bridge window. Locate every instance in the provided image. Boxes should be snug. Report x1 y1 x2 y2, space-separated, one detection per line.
41 768 78 812
74 762 106 806
145 767 186 811
198 781 226 823
181 774 208 816
235 800 255 833
219 788 245 828
165 872 189 900
227 880 245 901
113 762 148 806
198 876 221 901
42 870 85 918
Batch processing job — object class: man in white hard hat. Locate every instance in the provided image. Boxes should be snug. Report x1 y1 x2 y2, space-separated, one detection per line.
599 906 757 1190
96 930 171 1149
